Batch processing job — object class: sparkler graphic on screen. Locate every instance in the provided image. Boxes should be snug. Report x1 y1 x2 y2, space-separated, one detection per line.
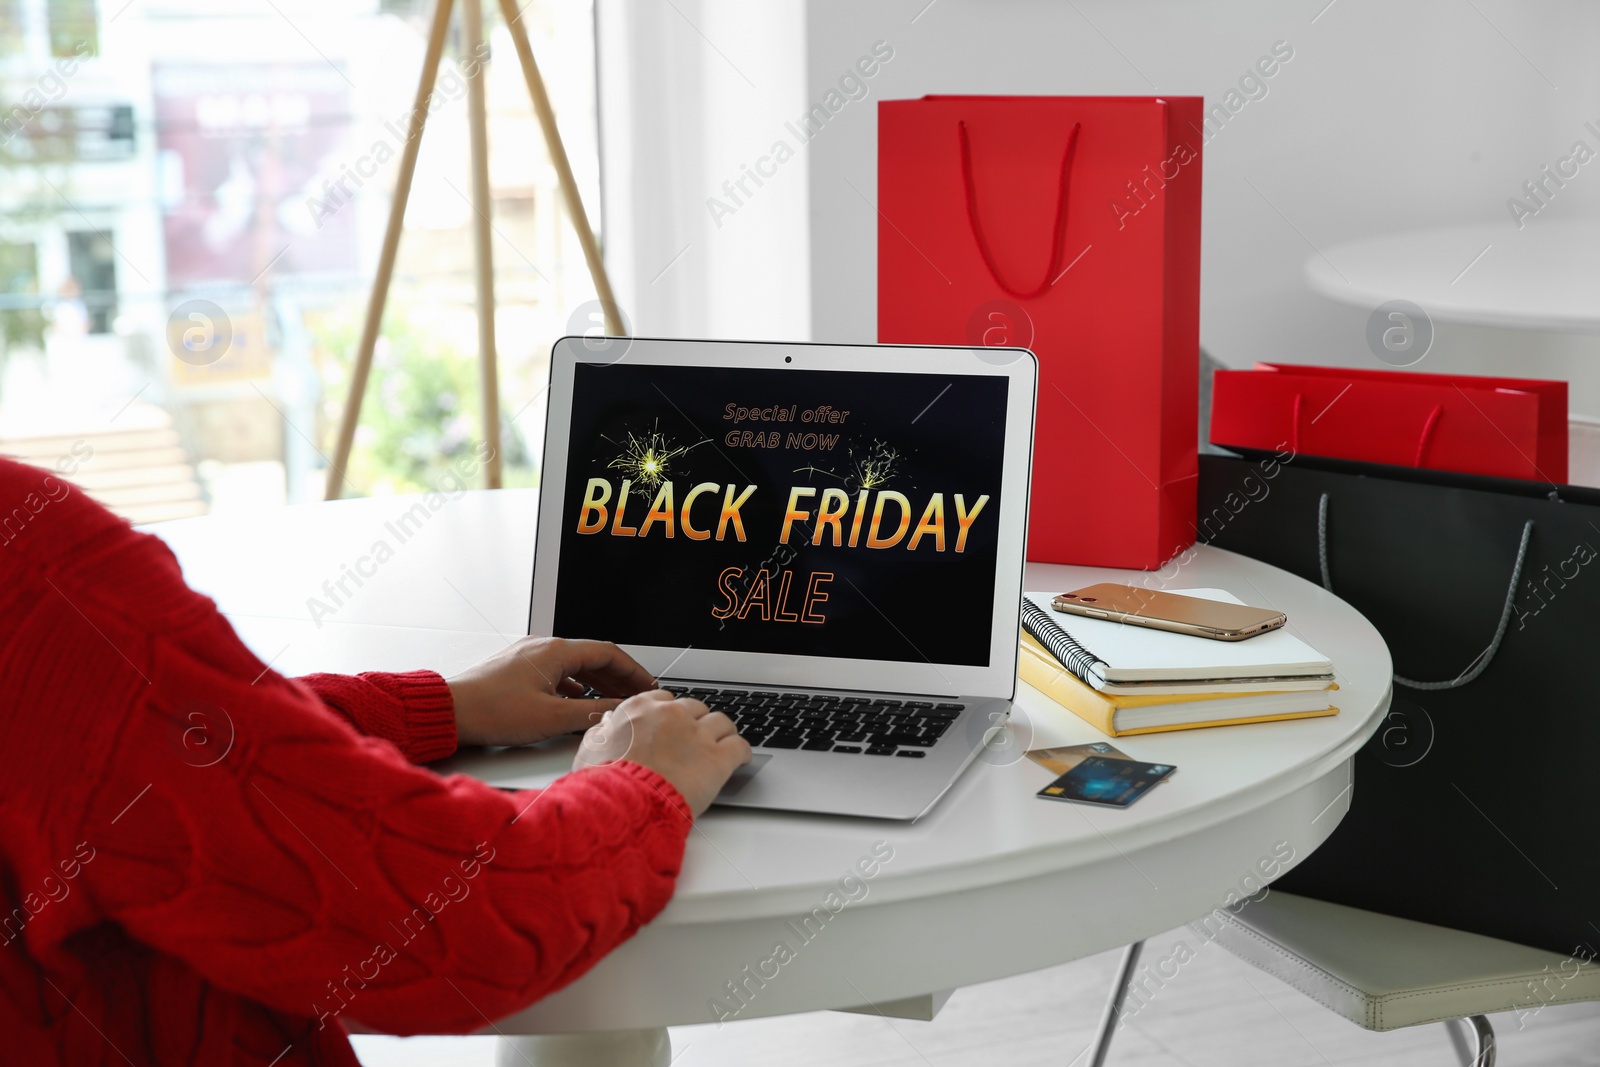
603 425 706 489
794 439 904 491
852 440 902 489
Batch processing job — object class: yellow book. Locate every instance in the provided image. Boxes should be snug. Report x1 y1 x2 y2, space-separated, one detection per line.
1018 631 1339 737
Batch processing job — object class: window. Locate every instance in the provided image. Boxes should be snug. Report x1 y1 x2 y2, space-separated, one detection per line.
46 0 98 58
0 0 603 520
66 230 114 333
0 242 44 351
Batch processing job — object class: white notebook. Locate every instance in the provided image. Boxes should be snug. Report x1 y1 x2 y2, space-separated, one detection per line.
1021 588 1334 689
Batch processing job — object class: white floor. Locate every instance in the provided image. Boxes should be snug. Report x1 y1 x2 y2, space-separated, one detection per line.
351 923 1600 1066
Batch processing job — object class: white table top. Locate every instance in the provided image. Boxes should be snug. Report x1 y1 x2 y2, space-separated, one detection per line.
1305 221 1600 334
149 490 1392 1032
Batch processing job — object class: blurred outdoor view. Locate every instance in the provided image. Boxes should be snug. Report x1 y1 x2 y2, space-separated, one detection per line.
0 0 601 520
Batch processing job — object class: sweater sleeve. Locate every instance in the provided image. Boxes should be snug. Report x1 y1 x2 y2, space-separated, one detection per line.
298 671 460 764
12 479 694 1037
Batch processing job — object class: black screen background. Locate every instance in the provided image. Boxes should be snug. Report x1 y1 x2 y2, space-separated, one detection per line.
550 362 1008 666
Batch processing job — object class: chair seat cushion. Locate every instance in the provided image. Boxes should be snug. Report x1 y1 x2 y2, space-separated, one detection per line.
1195 892 1600 1031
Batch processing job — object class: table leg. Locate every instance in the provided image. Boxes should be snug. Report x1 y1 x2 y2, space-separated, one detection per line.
1086 940 1144 1067
495 1028 671 1067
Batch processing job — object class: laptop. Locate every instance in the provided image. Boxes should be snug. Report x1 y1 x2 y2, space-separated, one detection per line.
455 336 1037 820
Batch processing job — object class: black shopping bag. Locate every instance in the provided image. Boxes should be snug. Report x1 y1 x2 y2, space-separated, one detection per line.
1198 451 1600 956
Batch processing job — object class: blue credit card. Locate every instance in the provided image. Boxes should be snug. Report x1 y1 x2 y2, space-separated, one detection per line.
1037 755 1175 808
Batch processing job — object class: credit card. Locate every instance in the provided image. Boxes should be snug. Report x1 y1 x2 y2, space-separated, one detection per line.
1037 755 1176 808
1026 741 1130 777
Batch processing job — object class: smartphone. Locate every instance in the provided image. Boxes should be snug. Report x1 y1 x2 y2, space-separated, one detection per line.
1051 584 1286 641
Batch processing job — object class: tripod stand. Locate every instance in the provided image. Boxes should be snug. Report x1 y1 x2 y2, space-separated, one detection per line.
324 0 624 499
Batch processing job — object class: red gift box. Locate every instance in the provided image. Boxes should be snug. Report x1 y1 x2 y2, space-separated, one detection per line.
1210 363 1568 483
877 95 1202 569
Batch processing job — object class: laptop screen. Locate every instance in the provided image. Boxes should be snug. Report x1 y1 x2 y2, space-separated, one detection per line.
550 361 1009 667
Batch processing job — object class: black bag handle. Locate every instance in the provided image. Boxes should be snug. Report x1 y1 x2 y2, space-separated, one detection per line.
1317 492 1533 691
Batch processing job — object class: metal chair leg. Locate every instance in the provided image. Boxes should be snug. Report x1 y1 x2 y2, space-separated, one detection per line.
1085 941 1143 1067
1467 1015 1496 1067
1445 1017 1472 1064
1444 1015 1496 1067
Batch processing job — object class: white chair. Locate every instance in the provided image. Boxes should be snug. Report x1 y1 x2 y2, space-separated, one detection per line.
1085 892 1600 1066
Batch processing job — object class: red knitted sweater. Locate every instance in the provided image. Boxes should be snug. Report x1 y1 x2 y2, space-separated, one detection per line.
0 457 693 1065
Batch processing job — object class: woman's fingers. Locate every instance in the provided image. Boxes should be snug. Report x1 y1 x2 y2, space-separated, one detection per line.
701 711 738 740
555 639 658 696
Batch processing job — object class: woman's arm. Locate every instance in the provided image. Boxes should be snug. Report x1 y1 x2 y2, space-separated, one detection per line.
64 591 695 1034
299 634 667 764
298 670 459 764
4 467 704 1035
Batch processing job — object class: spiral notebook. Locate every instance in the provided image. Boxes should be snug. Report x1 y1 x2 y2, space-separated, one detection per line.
1020 590 1334 695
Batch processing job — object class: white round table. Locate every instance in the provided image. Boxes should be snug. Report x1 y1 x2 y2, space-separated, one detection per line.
149 490 1392 1065
1304 221 1600 334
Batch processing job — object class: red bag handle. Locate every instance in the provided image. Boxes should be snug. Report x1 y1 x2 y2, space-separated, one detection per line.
1291 393 1444 468
1413 404 1443 467
958 119 1081 299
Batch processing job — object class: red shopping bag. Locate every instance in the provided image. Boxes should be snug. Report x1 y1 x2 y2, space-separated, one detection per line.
1210 364 1568 483
878 95 1203 569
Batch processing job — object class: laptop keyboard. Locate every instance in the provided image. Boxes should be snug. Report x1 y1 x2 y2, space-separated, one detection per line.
661 686 965 757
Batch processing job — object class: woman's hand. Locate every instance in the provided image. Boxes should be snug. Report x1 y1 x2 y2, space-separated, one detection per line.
447 637 658 747
574 690 752 817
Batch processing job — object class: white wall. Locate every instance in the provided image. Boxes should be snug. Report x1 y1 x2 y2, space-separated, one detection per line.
601 0 1600 412
597 0 810 341
806 0 1600 402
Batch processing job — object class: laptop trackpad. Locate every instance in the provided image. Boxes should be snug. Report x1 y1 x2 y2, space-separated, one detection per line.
717 753 772 798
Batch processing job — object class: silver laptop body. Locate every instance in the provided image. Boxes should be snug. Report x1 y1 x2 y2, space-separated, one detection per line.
457 336 1036 821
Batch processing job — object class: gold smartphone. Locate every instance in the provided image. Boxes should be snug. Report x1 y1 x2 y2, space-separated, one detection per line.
1050 583 1287 641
